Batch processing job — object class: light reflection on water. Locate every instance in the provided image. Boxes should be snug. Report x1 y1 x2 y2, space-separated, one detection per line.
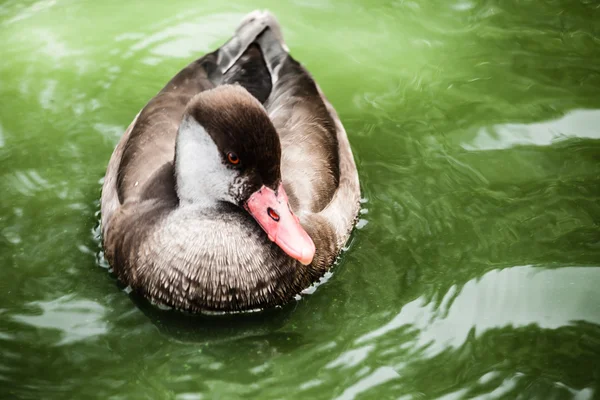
357 266 600 356
2 0 57 25
11 295 108 345
465 109 600 150
334 366 400 400
122 12 244 63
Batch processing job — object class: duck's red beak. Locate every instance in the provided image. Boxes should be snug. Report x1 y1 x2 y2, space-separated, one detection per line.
244 183 315 265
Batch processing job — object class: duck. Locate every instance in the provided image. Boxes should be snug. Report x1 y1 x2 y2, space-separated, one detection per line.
100 10 360 313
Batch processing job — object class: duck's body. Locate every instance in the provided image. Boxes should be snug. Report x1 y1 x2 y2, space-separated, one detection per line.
101 11 360 313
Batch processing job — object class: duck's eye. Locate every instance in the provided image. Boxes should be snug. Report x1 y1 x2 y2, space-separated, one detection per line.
227 152 240 165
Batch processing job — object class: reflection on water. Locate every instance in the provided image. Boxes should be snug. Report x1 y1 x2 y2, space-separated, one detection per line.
465 109 600 150
327 344 374 369
34 28 83 64
122 12 243 63
11 295 108 345
3 0 57 25
334 367 400 400
4 169 51 197
357 266 600 357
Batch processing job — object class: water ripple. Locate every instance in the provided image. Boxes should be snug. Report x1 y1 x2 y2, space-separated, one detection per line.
334 367 400 400
357 266 600 357
121 12 244 62
11 295 108 345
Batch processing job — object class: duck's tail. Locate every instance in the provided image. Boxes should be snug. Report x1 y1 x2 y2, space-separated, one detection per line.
217 10 288 78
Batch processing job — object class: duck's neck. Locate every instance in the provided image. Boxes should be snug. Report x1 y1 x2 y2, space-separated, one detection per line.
174 116 232 209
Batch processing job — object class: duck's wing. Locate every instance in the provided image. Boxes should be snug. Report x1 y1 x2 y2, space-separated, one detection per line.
101 13 280 234
253 14 361 247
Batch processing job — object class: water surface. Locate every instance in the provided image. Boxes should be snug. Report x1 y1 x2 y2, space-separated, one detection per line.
1 0 600 398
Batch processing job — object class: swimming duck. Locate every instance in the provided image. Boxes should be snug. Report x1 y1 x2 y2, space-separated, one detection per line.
100 11 360 313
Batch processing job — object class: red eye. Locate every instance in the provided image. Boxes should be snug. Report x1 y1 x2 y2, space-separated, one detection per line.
227 152 240 165
267 207 280 222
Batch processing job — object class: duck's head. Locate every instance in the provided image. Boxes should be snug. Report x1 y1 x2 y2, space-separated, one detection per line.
174 84 315 265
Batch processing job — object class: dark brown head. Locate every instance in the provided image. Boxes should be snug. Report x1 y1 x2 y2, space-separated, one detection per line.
175 84 315 265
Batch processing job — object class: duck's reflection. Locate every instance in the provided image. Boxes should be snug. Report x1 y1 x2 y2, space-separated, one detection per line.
131 292 305 347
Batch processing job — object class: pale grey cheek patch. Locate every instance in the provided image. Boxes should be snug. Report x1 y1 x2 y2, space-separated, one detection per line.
175 117 237 206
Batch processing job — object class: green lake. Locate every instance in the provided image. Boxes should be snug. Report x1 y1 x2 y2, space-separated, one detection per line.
1 0 599 398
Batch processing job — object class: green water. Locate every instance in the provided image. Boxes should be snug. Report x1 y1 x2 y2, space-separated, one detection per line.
1 0 600 398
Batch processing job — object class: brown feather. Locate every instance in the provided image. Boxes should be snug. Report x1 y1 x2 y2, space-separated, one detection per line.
101 12 360 313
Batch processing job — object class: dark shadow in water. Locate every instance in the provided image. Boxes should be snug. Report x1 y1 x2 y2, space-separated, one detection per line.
129 291 304 346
